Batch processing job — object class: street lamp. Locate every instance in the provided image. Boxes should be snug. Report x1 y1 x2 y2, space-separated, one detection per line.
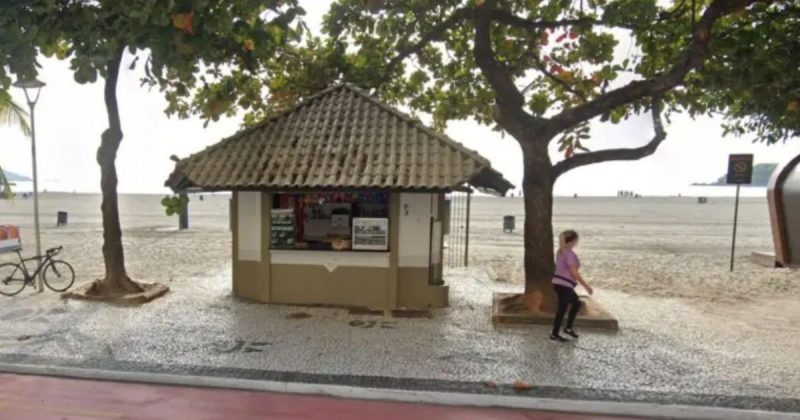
12 77 45 292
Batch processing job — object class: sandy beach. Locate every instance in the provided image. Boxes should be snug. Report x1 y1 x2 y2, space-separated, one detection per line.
0 192 232 282
1 192 798 303
469 195 800 303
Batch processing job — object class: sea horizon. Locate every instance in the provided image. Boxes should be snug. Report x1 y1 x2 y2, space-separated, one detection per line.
5 183 769 199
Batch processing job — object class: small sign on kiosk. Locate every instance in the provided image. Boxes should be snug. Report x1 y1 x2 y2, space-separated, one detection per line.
727 154 754 272
0 225 22 254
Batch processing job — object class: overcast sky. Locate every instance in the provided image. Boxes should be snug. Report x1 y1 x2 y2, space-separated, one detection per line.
1 2 798 196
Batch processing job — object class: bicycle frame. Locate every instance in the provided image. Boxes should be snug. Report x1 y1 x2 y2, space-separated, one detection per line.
11 250 54 283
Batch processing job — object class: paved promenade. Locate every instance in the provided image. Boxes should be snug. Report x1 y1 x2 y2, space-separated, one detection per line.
0 266 799 416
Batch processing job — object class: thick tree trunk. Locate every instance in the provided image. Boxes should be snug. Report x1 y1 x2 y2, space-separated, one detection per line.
93 50 143 296
519 140 557 312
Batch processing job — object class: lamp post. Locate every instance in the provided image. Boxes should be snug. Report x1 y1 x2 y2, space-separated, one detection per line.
12 78 45 292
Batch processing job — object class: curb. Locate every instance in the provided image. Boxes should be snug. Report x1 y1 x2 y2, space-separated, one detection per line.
1 362 798 420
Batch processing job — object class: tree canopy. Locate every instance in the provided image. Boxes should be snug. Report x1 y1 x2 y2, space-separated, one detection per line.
269 0 797 147
682 3 800 143
0 0 305 125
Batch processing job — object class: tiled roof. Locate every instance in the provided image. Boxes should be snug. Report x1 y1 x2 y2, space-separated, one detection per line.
166 84 513 195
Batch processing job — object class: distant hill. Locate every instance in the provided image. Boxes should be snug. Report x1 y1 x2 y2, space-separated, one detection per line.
693 163 778 187
3 170 31 182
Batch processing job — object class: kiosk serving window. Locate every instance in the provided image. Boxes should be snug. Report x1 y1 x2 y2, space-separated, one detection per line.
270 192 389 251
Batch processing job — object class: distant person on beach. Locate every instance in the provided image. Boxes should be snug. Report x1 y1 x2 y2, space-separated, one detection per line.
550 230 593 342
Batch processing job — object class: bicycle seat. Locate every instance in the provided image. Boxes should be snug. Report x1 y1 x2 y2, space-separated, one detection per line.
46 246 63 255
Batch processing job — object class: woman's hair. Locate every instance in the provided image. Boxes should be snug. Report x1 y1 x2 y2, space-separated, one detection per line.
557 230 579 256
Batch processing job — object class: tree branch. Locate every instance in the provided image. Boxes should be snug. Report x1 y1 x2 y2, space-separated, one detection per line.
548 0 770 130
491 9 640 31
473 0 536 137
530 55 588 102
384 7 470 77
553 96 666 178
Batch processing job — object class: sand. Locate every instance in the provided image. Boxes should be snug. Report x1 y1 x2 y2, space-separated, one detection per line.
0 193 231 283
468 195 800 303
1 192 798 305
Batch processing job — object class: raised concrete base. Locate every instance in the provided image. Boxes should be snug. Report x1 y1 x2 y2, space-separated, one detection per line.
492 292 619 331
750 251 783 268
64 282 169 305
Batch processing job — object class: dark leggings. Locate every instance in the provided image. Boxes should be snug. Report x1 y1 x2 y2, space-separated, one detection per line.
552 285 582 336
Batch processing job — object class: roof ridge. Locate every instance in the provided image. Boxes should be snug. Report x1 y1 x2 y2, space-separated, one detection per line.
181 83 491 171
167 83 514 194
337 84 492 169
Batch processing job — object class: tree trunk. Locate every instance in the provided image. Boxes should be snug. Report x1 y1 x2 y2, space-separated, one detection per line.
520 140 557 312
94 50 143 296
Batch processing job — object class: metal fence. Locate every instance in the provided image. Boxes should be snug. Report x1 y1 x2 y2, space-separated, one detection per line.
444 189 471 268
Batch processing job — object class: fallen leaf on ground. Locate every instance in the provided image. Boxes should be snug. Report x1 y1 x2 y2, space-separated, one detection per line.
512 380 534 391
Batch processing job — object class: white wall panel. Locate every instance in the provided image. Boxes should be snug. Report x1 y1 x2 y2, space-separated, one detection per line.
237 191 262 261
398 193 432 267
270 250 390 271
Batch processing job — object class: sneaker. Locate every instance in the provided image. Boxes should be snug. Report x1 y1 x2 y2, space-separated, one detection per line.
563 328 579 339
549 334 568 342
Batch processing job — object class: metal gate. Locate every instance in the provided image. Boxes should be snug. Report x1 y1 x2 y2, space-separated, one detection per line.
444 189 471 268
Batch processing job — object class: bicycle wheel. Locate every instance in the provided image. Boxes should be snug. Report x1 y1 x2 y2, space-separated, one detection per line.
43 260 75 292
0 262 27 296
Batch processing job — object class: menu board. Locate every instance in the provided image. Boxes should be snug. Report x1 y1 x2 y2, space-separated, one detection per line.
352 218 389 251
270 209 296 249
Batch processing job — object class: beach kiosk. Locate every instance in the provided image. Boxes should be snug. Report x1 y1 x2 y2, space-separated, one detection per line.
767 154 800 267
166 84 512 309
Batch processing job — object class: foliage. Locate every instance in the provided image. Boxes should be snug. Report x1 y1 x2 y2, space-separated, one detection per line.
0 89 31 199
271 0 796 147
161 194 190 216
0 0 305 126
0 166 12 199
0 90 30 136
679 3 800 143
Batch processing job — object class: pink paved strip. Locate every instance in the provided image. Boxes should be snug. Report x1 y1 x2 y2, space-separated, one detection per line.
0 373 628 420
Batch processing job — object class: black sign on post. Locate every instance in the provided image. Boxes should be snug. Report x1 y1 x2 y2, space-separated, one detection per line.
727 154 753 272
727 154 754 185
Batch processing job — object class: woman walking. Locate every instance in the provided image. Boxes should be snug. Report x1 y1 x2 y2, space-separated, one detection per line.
550 230 593 342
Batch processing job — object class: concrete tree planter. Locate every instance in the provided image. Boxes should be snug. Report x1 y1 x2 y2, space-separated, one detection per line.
64 281 169 305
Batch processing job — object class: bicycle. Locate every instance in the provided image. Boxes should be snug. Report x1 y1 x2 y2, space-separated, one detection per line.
0 246 75 296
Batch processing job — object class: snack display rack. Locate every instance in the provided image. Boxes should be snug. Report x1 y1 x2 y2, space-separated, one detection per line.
270 209 296 249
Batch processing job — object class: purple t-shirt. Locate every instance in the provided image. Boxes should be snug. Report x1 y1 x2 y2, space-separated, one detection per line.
553 249 580 288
